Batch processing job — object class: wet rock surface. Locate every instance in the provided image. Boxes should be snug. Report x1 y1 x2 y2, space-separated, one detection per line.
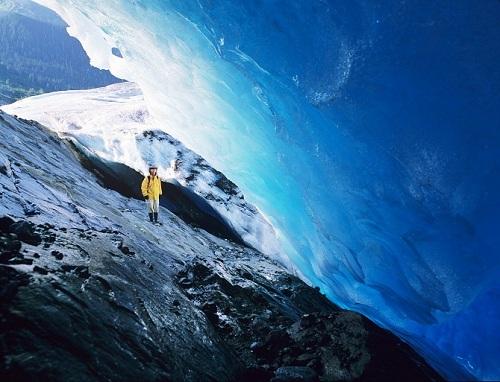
0 111 444 381
0 215 444 381
1 218 230 381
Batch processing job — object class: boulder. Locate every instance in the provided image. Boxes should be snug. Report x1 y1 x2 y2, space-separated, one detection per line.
0 216 15 232
9 221 41 246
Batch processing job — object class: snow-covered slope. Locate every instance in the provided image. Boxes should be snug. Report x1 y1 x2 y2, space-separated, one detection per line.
2 82 282 261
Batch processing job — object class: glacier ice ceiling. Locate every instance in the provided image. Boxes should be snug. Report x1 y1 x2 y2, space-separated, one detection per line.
31 0 500 379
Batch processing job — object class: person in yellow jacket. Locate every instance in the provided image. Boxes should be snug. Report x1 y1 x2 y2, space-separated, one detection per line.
141 165 162 223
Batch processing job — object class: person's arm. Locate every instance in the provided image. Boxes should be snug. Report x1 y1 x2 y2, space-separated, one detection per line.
141 177 148 198
159 177 163 196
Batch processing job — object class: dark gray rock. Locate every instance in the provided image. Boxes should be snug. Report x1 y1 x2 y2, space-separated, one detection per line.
272 366 318 382
0 250 18 263
0 216 15 232
8 258 33 265
9 221 41 246
50 250 63 260
0 235 22 256
32 265 48 275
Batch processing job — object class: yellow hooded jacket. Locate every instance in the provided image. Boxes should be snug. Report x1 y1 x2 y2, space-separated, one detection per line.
141 175 162 200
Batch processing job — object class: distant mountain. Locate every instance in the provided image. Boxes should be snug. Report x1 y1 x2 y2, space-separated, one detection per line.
0 0 121 105
0 0 66 26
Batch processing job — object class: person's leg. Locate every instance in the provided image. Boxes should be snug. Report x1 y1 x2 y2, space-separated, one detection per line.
153 199 159 222
148 199 154 222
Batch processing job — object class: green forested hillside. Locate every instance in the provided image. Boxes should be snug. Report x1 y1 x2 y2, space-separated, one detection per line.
0 10 121 105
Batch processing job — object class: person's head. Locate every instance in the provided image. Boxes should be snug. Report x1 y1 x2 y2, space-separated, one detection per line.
148 165 158 176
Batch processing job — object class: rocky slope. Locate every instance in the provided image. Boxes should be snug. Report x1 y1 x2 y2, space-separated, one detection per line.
0 110 443 381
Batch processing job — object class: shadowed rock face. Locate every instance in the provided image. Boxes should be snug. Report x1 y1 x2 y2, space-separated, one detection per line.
0 111 444 381
175 260 444 382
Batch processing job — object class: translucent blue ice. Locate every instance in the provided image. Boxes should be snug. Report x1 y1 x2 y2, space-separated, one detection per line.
33 0 500 379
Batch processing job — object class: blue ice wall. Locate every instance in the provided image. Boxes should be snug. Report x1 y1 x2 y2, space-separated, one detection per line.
35 0 500 379
186 2 500 379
